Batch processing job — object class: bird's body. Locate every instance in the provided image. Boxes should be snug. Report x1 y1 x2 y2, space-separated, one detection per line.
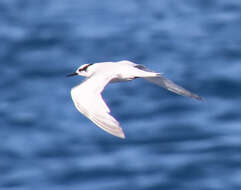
68 60 202 139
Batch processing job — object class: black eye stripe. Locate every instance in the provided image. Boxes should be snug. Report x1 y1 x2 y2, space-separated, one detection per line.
78 64 93 72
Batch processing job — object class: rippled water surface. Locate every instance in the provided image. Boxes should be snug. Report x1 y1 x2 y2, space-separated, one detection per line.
1 1 241 189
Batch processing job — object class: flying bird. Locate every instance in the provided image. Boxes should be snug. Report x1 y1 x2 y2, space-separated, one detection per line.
67 60 202 139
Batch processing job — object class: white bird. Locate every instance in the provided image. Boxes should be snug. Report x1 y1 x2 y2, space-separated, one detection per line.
67 60 202 139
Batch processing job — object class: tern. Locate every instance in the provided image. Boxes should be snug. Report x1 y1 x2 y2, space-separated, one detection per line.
67 60 202 139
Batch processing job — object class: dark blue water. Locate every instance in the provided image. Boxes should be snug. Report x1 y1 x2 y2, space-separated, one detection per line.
1 1 241 189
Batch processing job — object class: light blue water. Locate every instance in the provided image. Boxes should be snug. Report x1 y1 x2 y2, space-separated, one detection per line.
1 1 241 189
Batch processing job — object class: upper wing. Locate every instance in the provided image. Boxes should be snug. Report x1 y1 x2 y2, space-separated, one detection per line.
70 74 125 139
134 64 202 100
145 76 203 101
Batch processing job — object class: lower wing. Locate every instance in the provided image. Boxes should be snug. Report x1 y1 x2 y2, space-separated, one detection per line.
71 88 125 139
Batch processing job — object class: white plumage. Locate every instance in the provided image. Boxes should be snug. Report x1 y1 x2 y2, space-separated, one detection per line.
67 60 202 139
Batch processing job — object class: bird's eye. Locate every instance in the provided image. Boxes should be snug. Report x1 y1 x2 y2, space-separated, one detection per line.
79 68 87 72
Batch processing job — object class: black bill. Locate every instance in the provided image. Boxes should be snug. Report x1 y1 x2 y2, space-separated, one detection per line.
66 72 78 77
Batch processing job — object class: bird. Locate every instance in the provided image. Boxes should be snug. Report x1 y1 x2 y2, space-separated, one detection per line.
67 60 202 139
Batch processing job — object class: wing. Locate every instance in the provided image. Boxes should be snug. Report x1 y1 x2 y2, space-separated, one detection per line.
134 64 202 100
70 74 125 139
145 75 203 101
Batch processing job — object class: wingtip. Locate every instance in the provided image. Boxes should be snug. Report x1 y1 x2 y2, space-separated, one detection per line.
114 130 126 139
197 96 206 102
119 133 126 139
192 94 205 102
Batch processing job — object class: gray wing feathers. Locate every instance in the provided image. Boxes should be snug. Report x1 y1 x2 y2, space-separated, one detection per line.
145 76 203 100
134 64 156 73
135 64 202 100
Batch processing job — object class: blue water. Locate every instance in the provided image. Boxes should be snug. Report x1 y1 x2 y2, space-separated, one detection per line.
1 0 241 189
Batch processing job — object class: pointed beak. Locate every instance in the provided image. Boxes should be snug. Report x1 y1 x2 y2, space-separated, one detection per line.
66 72 78 77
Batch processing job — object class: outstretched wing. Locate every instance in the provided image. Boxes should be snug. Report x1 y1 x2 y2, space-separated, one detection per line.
135 64 202 100
145 76 202 100
70 74 125 139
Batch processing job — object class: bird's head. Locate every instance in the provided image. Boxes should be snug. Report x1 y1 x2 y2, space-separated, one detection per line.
67 64 93 77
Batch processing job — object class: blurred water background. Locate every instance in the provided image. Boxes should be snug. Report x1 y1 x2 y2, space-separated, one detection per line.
1 0 241 189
